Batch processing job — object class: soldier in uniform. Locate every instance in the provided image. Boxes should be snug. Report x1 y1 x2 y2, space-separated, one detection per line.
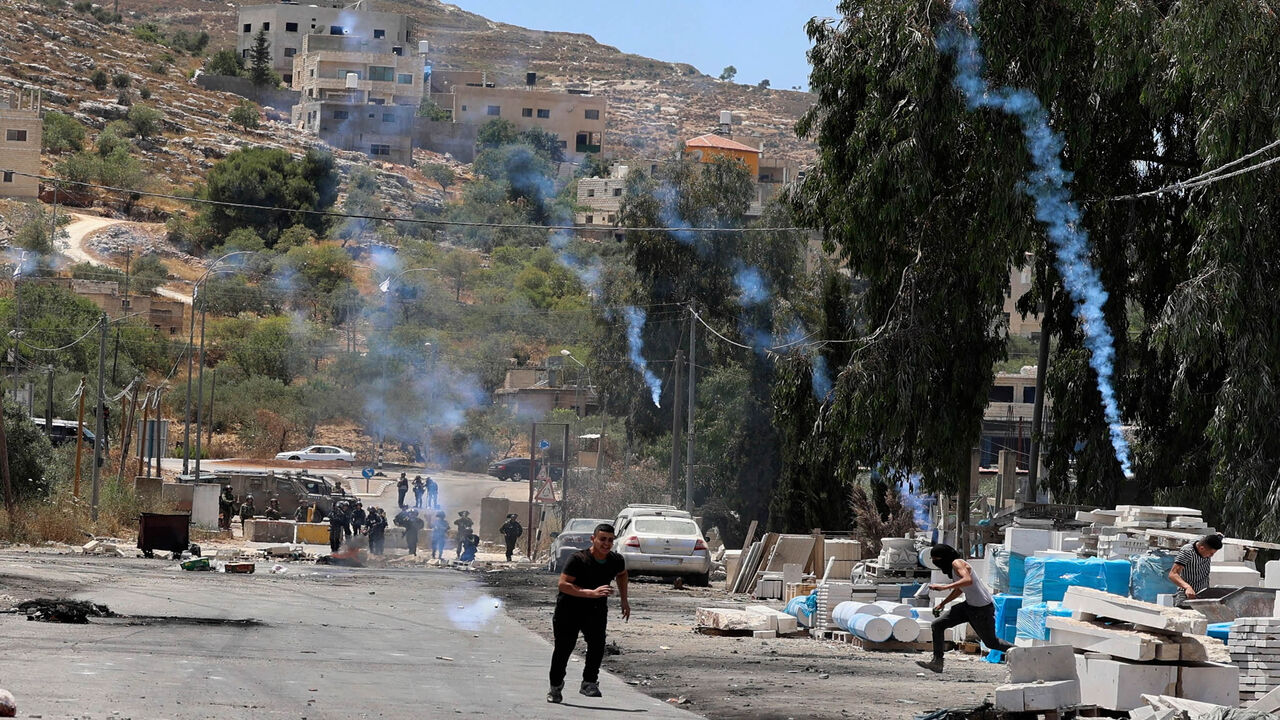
430 511 449 559
460 531 481 562
218 486 236 531
294 501 310 523
395 508 424 555
328 501 348 552
366 507 388 555
239 495 256 523
453 510 474 558
349 501 366 535
412 476 425 508
263 497 282 520
396 473 409 508
500 513 524 561
425 476 439 508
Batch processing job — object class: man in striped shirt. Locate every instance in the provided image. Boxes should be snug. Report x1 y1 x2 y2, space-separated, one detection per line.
1168 533 1223 606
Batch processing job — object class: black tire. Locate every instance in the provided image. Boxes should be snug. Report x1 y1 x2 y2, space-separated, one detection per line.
689 572 710 587
515 472 527 481
288 455 301 461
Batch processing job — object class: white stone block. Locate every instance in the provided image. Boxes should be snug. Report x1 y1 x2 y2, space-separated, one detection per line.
1210 562 1262 588
1075 654 1177 711
1005 527 1053 556
752 629 776 639
695 607 772 632
1178 663 1239 707
1264 560 1280 590
995 680 1080 712
1007 645 1078 684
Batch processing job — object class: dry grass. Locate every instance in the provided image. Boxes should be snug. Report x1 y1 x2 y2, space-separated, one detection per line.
0 463 176 545
563 461 674 521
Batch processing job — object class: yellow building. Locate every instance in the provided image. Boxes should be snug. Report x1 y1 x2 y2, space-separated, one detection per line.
683 133 761 179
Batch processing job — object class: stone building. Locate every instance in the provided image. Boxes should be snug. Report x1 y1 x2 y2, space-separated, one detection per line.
443 76 606 163
0 89 42 199
236 0 413 85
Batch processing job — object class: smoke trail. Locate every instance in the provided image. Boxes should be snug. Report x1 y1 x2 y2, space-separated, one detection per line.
623 306 662 407
810 354 833 402
938 0 1132 475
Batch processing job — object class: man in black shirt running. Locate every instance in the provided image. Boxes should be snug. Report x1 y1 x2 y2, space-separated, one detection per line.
547 523 629 704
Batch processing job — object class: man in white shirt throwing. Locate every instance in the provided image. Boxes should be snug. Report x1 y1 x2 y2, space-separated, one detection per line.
917 543 1012 673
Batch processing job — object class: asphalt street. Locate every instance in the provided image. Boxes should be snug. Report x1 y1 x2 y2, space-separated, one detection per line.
0 552 701 719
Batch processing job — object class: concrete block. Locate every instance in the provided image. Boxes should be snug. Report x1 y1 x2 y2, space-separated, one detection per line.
1063 586 1207 635
1005 527 1053 557
696 607 772 632
1177 663 1239 707
242 519 294 544
1050 531 1083 552
1210 563 1262 588
1075 654 1177 711
1264 560 1280 590
1007 644 1078 684
752 629 776 639
995 680 1080 712
295 522 329 545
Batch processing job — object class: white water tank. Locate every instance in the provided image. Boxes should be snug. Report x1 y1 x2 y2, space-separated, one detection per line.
418 40 429 55
719 110 732 125
345 72 359 89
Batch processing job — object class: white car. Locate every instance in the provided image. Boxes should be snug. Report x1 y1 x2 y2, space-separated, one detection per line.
616 515 712 586
275 445 356 462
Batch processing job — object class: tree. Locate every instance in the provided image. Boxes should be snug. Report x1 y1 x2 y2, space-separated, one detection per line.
42 112 85 154
756 78 770 90
419 162 455 189
96 121 133 156
90 68 108 91
204 49 244 77
229 101 259 131
719 65 737 82
518 127 565 163
248 28 277 88
200 147 338 246
417 97 451 121
125 104 163 140
439 248 478 302
476 118 519 149
0 402 55 502
112 72 131 89
128 254 168 294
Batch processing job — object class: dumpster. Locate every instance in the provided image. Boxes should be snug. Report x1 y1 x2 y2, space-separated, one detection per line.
138 512 190 559
1184 586 1277 623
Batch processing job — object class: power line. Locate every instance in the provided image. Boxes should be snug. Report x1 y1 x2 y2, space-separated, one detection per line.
0 169 806 234
1109 137 1280 201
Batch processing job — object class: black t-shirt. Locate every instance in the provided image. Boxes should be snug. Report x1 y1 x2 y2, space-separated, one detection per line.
557 549 626 608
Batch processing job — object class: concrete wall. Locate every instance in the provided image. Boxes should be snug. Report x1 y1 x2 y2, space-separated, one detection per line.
0 101 42 199
236 2 412 77
292 35 425 106
448 85 605 160
293 100 414 164
196 74 301 112
411 118 478 163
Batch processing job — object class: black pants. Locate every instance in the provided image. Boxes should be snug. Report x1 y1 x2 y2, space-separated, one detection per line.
369 533 384 555
549 602 608 688
505 536 518 560
397 489 406 507
405 530 419 555
930 601 1012 660
414 492 424 508
329 527 342 552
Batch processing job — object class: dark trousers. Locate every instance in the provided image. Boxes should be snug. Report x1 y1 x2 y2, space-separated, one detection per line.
329 527 342 552
397 489 407 507
405 530 419 555
930 601 1012 660
428 491 437 507
431 533 446 558
414 491 424 508
505 536 518 561
369 533 384 555
549 602 608 687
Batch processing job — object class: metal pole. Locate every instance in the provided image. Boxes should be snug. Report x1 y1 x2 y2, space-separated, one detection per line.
135 387 150 481
685 314 695 512
194 303 207 479
527 422 535 560
0 381 15 532
182 291 196 474
73 376 86 497
207 368 216 444
44 365 53 434
90 316 107 522
670 349 682 489
1026 263 1051 502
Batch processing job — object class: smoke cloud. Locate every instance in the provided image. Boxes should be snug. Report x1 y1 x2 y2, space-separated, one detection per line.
938 0 1133 475
623 306 662 407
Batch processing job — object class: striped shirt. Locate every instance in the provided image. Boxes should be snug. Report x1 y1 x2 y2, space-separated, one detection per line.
1173 541 1211 603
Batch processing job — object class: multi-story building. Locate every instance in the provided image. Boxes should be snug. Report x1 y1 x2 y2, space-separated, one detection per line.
682 116 801 216
980 367 1051 468
1003 259 1042 338
443 77 606 162
575 164 628 227
0 89 42 200
289 34 425 163
236 0 413 85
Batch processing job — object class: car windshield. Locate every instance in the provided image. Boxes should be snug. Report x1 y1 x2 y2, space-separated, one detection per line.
633 518 699 535
565 519 601 533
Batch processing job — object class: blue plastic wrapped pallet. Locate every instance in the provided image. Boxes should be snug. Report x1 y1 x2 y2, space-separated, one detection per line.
1015 601 1073 641
1022 556 1130 605
985 546 1027 594
992 593 1022 644
1130 551 1178 603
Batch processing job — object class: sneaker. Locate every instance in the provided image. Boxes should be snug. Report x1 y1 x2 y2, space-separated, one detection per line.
915 658 944 673
579 681 602 697
546 685 563 704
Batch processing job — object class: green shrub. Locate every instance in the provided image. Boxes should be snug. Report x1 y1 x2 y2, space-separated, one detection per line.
112 72 131 89
42 111 85 153
125 104 162 140
90 68 108 90
229 101 259 131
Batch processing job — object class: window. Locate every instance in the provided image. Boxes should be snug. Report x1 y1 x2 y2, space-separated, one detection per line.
558 140 567 149
370 144 391 156
1022 386 1036 404
332 110 349 120
486 105 500 116
368 66 394 82
988 385 1014 403
575 131 602 153
382 112 395 123
521 107 533 118
243 23 251 33
329 25 344 35
309 69 315 77
242 49 251 59
633 518 698 535
5 129 27 142
460 105 467 112
584 215 593 224
283 47 296 57
612 188 622 197
586 189 595 197
373 28 385 38
392 46 403 56
262 21 270 31
397 73 412 84
536 108 550 119
608 214 616 223
1 172 11 183
584 108 600 120
285 22 298 32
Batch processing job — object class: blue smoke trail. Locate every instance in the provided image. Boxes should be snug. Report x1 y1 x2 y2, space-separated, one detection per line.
811 354 833 401
938 0 1132 475
623 306 662 407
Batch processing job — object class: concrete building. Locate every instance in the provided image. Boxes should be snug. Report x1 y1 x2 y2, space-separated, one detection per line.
980 367 1051 468
31 278 187 336
575 164 627 227
682 119 801 216
1004 260 1042 338
236 1 413 85
0 89 42 200
494 356 598 418
289 34 425 163
445 81 606 162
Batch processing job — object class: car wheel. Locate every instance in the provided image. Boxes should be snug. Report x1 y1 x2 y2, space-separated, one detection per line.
689 572 710 587
515 472 527 481
289 455 301 461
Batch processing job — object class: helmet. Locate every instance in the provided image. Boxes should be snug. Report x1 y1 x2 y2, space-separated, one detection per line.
506 513 518 519
246 494 254 500
436 511 446 519
458 510 470 517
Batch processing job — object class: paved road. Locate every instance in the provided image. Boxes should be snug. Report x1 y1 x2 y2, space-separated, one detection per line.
0 551 701 719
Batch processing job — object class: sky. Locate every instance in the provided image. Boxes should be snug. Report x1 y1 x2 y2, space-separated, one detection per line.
448 1 840 92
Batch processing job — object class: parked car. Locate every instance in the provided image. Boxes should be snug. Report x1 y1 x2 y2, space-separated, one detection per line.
549 517 612 573
31 417 96 449
617 515 712 586
486 457 564 482
275 445 355 462
613 503 690 534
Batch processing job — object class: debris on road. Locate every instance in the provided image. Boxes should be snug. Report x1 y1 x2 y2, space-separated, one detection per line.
17 598 115 623
80 539 127 557
0 687 14 717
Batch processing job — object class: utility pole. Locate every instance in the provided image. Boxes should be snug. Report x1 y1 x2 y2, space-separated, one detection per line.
685 313 696 512
207 368 216 444
670 348 683 489
44 365 53 434
194 302 207 479
1026 263 1051 503
73 377 86 497
136 387 151 481
182 288 197 474
90 315 107 522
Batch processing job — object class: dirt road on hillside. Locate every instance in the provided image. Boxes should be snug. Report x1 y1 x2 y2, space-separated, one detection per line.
483 570 1006 720
62 213 192 304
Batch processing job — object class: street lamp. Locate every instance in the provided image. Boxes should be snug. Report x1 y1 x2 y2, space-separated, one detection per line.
560 349 588 420
183 251 257 476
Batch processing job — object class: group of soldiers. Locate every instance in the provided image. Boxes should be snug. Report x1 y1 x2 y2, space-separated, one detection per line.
396 473 438 510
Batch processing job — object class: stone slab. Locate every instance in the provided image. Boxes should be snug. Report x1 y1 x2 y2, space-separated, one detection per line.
995 680 1080 712
1007 645 1077 684
1063 586 1207 635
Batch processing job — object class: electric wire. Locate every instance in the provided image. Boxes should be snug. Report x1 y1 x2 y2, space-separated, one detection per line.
1110 137 1280 201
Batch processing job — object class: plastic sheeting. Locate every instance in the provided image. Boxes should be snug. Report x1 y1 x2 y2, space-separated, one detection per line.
1015 601 1073 641
1022 556 1130 605
986 545 1027 594
1130 550 1178 603
785 591 818 628
993 593 1023 644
